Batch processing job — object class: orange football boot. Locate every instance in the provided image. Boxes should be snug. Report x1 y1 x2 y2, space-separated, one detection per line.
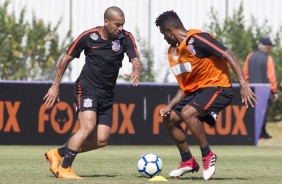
55 166 82 179
45 149 62 175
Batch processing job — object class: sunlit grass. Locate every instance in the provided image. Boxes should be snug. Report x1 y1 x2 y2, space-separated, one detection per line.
0 122 281 184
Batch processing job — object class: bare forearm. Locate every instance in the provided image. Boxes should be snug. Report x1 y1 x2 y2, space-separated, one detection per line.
132 58 142 73
223 50 257 107
223 50 247 86
168 89 184 108
52 54 72 86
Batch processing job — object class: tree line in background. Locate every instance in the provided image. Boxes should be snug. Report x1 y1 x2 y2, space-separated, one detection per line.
0 2 281 120
0 1 72 81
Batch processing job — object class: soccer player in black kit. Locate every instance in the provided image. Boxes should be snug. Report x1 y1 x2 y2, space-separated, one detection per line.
43 6 142 179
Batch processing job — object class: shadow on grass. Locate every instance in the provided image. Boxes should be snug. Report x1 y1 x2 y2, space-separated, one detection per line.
174 176 249 181
80 174 118 178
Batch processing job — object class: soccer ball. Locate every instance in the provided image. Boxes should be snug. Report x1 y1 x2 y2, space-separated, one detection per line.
137 153 163 178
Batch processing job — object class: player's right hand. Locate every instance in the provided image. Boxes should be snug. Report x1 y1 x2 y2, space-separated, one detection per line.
43 84 60 107
160 106 172 117
124 72 140 86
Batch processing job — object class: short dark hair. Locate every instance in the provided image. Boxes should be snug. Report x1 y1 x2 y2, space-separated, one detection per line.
104 6 124 20
155 10 184 29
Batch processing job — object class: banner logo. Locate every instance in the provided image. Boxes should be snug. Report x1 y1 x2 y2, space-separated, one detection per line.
0 101 21 132
50 102 73 134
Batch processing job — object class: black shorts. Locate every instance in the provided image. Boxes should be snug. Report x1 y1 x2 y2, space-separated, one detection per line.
74 78 114 127
173 87 233 126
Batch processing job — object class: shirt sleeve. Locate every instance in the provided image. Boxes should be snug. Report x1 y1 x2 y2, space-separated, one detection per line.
192 33 227 58
243 52 253 83
124 32 139 61
66 32 87 58
266 55 278 93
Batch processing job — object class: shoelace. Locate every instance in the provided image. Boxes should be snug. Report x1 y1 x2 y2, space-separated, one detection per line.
177 160 192 169
203 155 215 170
202 157 210 170
177 162 186 169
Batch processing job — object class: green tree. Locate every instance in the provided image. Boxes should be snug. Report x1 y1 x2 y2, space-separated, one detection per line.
206 4 274 80
119 29 156 82
0 1 72 80
206 3 282 121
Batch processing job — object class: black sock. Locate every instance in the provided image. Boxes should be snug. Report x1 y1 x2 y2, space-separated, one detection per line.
61 148 78 168
57 146 67 157
201 145 211 157
181 151 192 162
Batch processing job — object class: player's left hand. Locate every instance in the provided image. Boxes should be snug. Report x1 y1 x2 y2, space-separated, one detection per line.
124 72 140 86
43 84 60 107
240 84 257 108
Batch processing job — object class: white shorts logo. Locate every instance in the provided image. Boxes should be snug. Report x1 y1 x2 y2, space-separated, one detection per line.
171 62 192 76
83 98 93 108
210 111 218 121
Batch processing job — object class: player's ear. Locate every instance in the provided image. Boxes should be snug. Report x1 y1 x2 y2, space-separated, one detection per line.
166 27 173 35
167 27 173 34
166 27 170 33
104 19 109 26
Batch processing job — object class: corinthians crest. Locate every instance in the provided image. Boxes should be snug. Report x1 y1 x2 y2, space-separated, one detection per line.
112 40 121 52
90 33 98 40
83 98 93 108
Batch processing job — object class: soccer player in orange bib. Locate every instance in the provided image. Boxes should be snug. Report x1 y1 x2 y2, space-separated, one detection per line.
155 11 257 180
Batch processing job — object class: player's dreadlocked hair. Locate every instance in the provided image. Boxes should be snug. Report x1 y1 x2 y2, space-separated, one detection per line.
155 10 184 29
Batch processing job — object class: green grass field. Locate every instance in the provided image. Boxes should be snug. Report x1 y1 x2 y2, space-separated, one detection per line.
1 122 282 184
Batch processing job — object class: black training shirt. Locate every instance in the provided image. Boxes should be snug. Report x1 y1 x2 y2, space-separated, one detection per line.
66 26 139 94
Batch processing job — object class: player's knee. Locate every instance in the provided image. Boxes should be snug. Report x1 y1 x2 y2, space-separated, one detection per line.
79 113 96 130
83 124 96 134
181 106 198 121
164 114 181 129
165 120 176 129
97 136 109 148
80 120 96 132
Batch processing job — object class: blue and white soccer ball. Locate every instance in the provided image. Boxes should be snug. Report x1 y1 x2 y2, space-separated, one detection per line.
137 153 163 178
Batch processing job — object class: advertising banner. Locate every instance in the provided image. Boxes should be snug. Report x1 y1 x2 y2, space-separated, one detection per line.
0 82 269 145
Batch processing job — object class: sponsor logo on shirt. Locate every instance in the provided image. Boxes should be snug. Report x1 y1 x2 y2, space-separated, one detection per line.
112 40 121 52
171 62 192 76
188 37 194 45
187 45 196 55
90 33 98 40
171 48 180 61
187 38 196 55
172 53 180 61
